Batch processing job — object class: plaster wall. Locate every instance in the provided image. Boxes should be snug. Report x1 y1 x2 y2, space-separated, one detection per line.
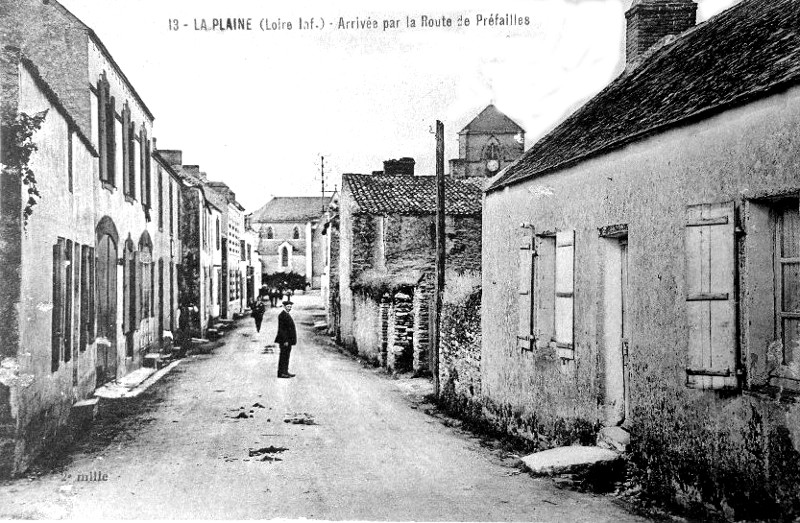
482 84 800 516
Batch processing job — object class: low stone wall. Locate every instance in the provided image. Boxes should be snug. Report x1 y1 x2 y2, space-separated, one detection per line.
387 289 414 372
412 276 434 375
438 286 482 418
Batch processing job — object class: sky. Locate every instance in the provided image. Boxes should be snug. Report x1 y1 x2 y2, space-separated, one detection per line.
57 0 737 213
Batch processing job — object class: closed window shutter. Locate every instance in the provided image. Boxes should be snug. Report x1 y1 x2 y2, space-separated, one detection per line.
135 251 143 326
107 95 116 185
122 104 130 194
555 230 575 357
52 239 65 372
123 248 132 333
97 77 108 181
517 227 535 350
685 202 738 390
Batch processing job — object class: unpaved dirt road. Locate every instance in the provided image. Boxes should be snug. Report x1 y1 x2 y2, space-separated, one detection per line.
0 293 648 521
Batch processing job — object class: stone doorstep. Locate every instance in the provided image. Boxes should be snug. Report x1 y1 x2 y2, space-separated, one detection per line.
521 446 622 476
69 397 99 425
143 353 169 370
93 360 181 400
597 426 631 453
313 321 327 329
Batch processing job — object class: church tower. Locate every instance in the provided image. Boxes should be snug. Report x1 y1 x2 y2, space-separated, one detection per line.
449 104 525 178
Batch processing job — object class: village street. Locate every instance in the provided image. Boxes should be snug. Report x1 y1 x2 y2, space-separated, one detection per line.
0 293 646 521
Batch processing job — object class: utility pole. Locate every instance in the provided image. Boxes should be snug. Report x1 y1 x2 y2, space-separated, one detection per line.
434 120 445 397
320 155 325 214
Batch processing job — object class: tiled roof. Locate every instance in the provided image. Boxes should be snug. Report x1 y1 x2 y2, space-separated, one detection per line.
461 104 524 134
249 197 330 223
488 0 800 192
343 174 483 216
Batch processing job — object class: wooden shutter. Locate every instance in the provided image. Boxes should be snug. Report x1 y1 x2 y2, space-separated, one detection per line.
555 230 575 359
64 240 73 363
134 251 143 327
121 104 130 195
97 76 108 181
107 95 116 185
123 246 133 333
52 239 65 372
685 202 738 390
141 129 150 207
517 227 535 350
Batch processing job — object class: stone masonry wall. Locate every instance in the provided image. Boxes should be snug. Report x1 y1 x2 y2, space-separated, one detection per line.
438 283 483 420
412 275 434 375
386 289 414 373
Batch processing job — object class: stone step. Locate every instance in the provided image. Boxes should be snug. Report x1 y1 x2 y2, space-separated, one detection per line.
521 445 622 476
597 426 631 453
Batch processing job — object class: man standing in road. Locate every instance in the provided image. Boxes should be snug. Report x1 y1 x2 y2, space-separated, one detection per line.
274 300 297 378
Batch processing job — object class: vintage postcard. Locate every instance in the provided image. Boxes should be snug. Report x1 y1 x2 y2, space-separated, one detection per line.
1 0 798 520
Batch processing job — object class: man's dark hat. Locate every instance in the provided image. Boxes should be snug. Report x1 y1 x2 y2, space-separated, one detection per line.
283 300 293 305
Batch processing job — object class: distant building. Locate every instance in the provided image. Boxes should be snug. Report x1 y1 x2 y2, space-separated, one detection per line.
336 158 483 373
205 181 246 319
449 104 524 178
248 196 329 288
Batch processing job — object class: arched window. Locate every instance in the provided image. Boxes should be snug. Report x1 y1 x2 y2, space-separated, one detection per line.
267 226 274 240
281 246 289 267
292 226 300 240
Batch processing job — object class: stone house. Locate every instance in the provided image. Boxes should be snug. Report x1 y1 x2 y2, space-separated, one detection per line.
0 11 182 475
163 158 222 336
480 0 800 517
337 161 482 374
241 227 262 309
248 196 329 288
205 181 246 319
449 104 524 179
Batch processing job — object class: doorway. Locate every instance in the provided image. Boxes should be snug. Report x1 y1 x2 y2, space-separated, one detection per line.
602 231 629 426
96 231 118 386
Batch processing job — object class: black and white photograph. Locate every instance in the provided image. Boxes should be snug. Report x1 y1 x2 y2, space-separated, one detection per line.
0 0 799 520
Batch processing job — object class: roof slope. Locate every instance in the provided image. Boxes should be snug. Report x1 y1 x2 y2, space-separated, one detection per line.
249 197 330 223
461 104 524 134
343 175 483 216
488 0 800 191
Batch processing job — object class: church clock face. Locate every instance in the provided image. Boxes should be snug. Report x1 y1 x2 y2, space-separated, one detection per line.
486 159 500 172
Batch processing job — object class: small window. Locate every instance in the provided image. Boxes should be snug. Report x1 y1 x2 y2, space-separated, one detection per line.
554 230 575 359
776 199 800 366
282 246 289 267
267 226 274 240
293 227 300 240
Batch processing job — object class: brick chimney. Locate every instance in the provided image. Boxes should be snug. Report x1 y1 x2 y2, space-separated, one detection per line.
158 149 183 168
383 157 415 176
625 0 696 68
